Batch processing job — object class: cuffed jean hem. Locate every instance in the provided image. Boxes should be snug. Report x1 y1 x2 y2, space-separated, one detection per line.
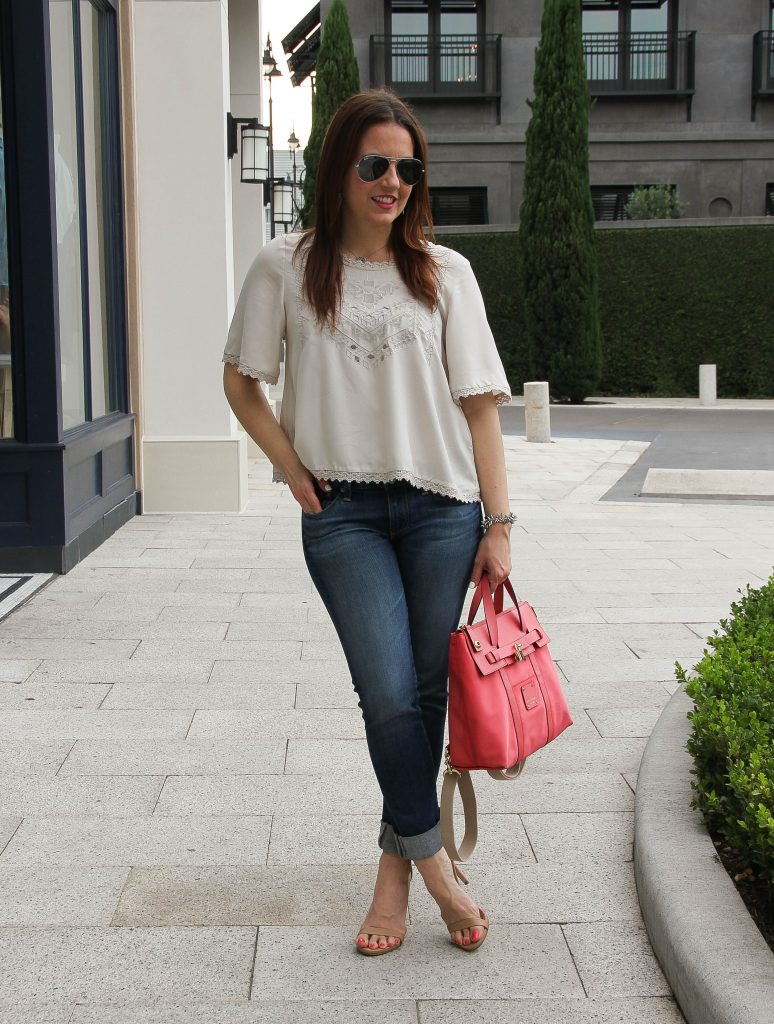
379 819 442 860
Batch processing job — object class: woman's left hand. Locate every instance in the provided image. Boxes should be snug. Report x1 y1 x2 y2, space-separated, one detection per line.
469 525 512 591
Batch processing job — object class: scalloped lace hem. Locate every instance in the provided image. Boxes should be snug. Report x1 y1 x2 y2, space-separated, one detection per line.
271 467 482 503
452 385 511 407
222 353 279 384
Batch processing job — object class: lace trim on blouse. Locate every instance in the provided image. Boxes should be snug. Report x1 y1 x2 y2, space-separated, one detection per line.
271 466 482 503
341 254 397 270
452 384 511 407
222 352 279 385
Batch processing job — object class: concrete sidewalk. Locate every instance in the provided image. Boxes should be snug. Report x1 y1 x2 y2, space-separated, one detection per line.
0 433 772 1022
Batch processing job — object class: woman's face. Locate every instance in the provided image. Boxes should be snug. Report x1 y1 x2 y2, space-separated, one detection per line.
341 122 416 237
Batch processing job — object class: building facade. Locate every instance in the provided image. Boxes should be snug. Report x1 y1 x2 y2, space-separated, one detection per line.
0 0 273 573
1 1 772 572
327 0 774 224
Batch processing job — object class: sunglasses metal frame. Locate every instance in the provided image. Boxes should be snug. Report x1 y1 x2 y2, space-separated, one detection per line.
354 154 425 186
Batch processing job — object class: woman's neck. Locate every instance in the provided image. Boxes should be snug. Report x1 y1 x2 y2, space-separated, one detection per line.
339 226 393 262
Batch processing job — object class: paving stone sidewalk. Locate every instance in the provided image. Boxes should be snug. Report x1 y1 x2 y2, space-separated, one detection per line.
0 434 772 1023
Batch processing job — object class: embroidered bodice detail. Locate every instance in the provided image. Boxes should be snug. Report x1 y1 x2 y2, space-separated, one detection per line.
324 275 436 368
294 268 437 370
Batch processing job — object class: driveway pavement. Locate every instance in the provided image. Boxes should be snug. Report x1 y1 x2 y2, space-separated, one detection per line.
0 422 772 1022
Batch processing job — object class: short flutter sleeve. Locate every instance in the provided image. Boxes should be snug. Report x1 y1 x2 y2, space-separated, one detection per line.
222 236 287 384
437 247 511 408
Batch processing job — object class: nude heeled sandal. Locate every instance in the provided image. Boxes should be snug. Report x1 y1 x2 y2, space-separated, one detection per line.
442 861 490 952
355 864 413 957
355 915 408 956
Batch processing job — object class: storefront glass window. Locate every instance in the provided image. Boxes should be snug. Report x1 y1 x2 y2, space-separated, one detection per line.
0 67 12 439
80 0 111 419
50 0 86 431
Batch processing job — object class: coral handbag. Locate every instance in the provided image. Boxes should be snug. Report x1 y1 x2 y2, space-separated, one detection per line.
441 574 573 862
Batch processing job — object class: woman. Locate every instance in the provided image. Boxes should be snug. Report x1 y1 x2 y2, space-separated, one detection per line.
223 90 514 956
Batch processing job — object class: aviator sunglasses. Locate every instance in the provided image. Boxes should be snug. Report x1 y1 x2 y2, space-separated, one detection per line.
355 154 425 187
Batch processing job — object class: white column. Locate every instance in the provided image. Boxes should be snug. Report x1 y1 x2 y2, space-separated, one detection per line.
524 381 551 443
699 364 717 406
134 0 246 512
229 0 272 460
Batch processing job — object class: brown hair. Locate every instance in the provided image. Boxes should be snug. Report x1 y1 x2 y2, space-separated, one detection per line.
294 90 438 329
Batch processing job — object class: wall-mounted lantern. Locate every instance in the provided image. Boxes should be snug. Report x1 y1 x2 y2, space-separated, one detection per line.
273 180 295 227
226 114 269 185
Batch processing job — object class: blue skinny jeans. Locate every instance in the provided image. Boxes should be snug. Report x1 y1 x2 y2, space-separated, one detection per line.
301 479 482 860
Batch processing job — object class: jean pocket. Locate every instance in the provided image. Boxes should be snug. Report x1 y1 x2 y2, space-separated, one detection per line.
302 481 346 519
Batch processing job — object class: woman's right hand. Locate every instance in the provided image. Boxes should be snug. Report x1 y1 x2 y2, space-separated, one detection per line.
285 463 332 515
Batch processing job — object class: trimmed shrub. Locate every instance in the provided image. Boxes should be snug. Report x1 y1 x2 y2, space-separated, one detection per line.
440 226 774 398
624 184 687 220
678 574 774 883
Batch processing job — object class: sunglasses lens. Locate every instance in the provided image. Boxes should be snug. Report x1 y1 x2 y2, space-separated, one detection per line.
357 156 389 182
356 156 424 185
397 159 423 185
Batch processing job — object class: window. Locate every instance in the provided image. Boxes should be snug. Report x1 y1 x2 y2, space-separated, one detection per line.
429 186 487 226
388 1 483 88
389 0 481 36
49 0 126 432
766 184 774 216
591 185 636 221
582 1 674 84
0 48 12 438
582 0 671 34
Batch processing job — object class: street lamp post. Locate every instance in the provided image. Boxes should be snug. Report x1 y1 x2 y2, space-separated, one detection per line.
288 128 300 229
262 35 282 239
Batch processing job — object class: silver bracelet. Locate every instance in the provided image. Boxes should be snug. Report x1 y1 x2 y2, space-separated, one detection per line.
482 512 517 532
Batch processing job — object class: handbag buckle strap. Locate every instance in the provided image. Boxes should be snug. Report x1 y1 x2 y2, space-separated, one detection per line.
443 744 461 777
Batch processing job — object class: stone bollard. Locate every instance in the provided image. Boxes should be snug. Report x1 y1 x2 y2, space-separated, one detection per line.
524 381 551 442
699 364 717 406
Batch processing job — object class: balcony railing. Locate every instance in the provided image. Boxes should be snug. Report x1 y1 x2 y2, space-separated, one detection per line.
583 31 696 118
752 31 774 120
370 34 501 100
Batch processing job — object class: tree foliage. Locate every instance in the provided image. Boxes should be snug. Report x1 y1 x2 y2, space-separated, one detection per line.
519 0 602 402
624 184 687 220
301 0 360 227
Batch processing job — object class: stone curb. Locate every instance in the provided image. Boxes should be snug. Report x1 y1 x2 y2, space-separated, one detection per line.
634 684 774 1024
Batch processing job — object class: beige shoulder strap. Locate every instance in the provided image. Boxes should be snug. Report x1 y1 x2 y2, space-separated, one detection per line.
440 761 526 863
440 768 478 863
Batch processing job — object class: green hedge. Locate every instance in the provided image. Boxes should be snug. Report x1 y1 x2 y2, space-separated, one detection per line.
677 574 774 883
441 226 774 398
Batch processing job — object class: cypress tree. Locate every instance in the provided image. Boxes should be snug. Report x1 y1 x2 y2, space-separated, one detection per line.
301 0 360 226
519 0 602 403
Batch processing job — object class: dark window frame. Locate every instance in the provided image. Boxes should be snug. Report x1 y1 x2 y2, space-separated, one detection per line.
387 1 485 39
766 183 774 216
581 0 676 36
384 1 486 95
429 186 488 226
582 0 680 92
0 0 128 446
64 0 128 435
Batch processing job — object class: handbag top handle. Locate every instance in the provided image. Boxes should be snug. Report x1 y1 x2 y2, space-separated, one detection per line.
467 574 525 648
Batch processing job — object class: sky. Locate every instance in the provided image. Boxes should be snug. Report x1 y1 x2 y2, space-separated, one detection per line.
260 0 317 152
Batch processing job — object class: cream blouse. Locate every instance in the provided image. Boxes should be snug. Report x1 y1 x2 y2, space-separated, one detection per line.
222 233 511 502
